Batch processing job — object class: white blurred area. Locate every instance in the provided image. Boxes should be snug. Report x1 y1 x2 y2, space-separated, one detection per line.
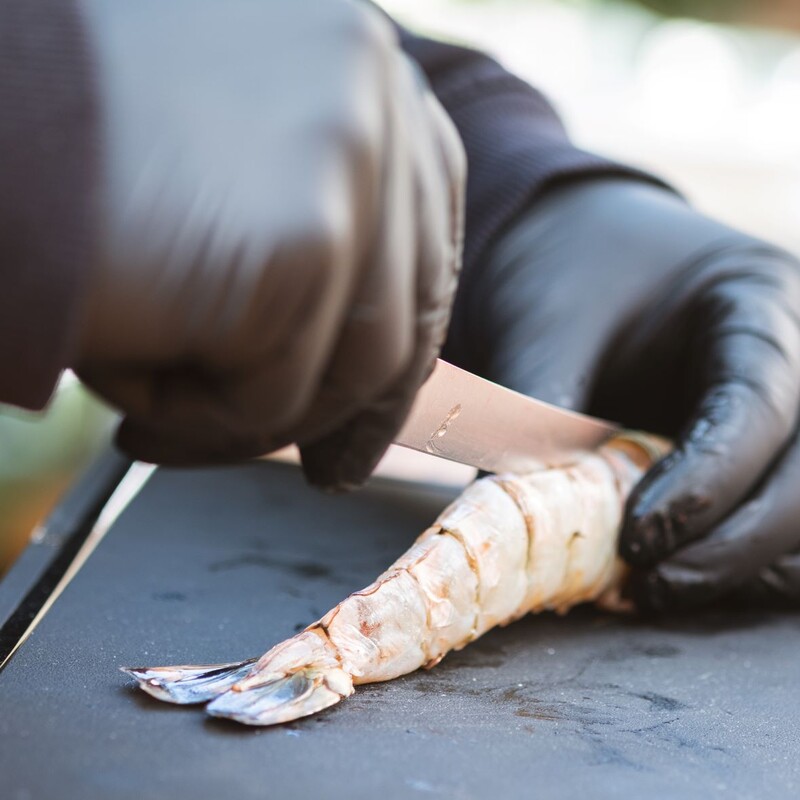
380 0 800 253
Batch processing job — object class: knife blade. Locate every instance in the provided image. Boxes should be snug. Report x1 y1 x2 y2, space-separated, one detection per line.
395 359 619 474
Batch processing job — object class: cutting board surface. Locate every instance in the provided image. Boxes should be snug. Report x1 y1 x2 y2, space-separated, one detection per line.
1 461 798 800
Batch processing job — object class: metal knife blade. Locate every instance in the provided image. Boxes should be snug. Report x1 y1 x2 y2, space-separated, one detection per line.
395 359 619 474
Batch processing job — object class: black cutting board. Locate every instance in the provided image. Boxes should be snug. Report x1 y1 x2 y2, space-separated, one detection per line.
1 460 798 800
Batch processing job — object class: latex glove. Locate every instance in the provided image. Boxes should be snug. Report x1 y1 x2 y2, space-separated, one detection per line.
74 0 465 489
448 177 800 610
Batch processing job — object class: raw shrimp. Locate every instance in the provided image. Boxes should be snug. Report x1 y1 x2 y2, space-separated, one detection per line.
123 433 667 726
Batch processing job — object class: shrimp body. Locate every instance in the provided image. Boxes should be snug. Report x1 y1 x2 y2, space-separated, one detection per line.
124 434 666 725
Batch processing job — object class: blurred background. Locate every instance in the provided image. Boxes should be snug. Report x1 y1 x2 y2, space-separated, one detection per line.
1 0 798 576
383 0 800 250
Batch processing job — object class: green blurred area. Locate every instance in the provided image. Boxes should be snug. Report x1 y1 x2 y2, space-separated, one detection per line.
0 380 113 576
449 0 800 31
638 0 746 18
622 0 798 30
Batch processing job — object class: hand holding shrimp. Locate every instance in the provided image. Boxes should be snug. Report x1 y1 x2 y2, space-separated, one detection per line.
123 433 668 726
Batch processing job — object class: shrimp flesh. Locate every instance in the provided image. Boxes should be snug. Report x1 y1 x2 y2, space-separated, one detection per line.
123 432 667 726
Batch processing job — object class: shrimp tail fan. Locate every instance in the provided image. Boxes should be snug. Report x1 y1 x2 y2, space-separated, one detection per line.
120 658 257 704
122 630 354 725
206 631 354 726
206 664 353 726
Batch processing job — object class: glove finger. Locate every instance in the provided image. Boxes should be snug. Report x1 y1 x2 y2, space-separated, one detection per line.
631 427 800 611
89 350 409 467
78 355 319 463
300 61 463 490
620 250 800 567
744 549 800 606
81 358 322 464
299 377 422 491
79 366 281 464
77 365 157 419
115 416 283 465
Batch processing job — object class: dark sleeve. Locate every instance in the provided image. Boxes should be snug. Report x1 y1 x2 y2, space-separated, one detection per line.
0 0 97 409
395 26 670 278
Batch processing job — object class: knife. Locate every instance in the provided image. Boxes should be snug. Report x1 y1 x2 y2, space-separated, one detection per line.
395 359 619 474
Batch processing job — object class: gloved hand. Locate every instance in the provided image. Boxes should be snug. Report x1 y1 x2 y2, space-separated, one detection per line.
74 0 465 489
447 177 800 610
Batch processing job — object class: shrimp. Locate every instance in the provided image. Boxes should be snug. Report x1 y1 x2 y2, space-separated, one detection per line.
123 432 668 726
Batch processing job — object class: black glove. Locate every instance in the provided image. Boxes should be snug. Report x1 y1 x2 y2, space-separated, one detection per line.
73 0 465 489
446 177 800 611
